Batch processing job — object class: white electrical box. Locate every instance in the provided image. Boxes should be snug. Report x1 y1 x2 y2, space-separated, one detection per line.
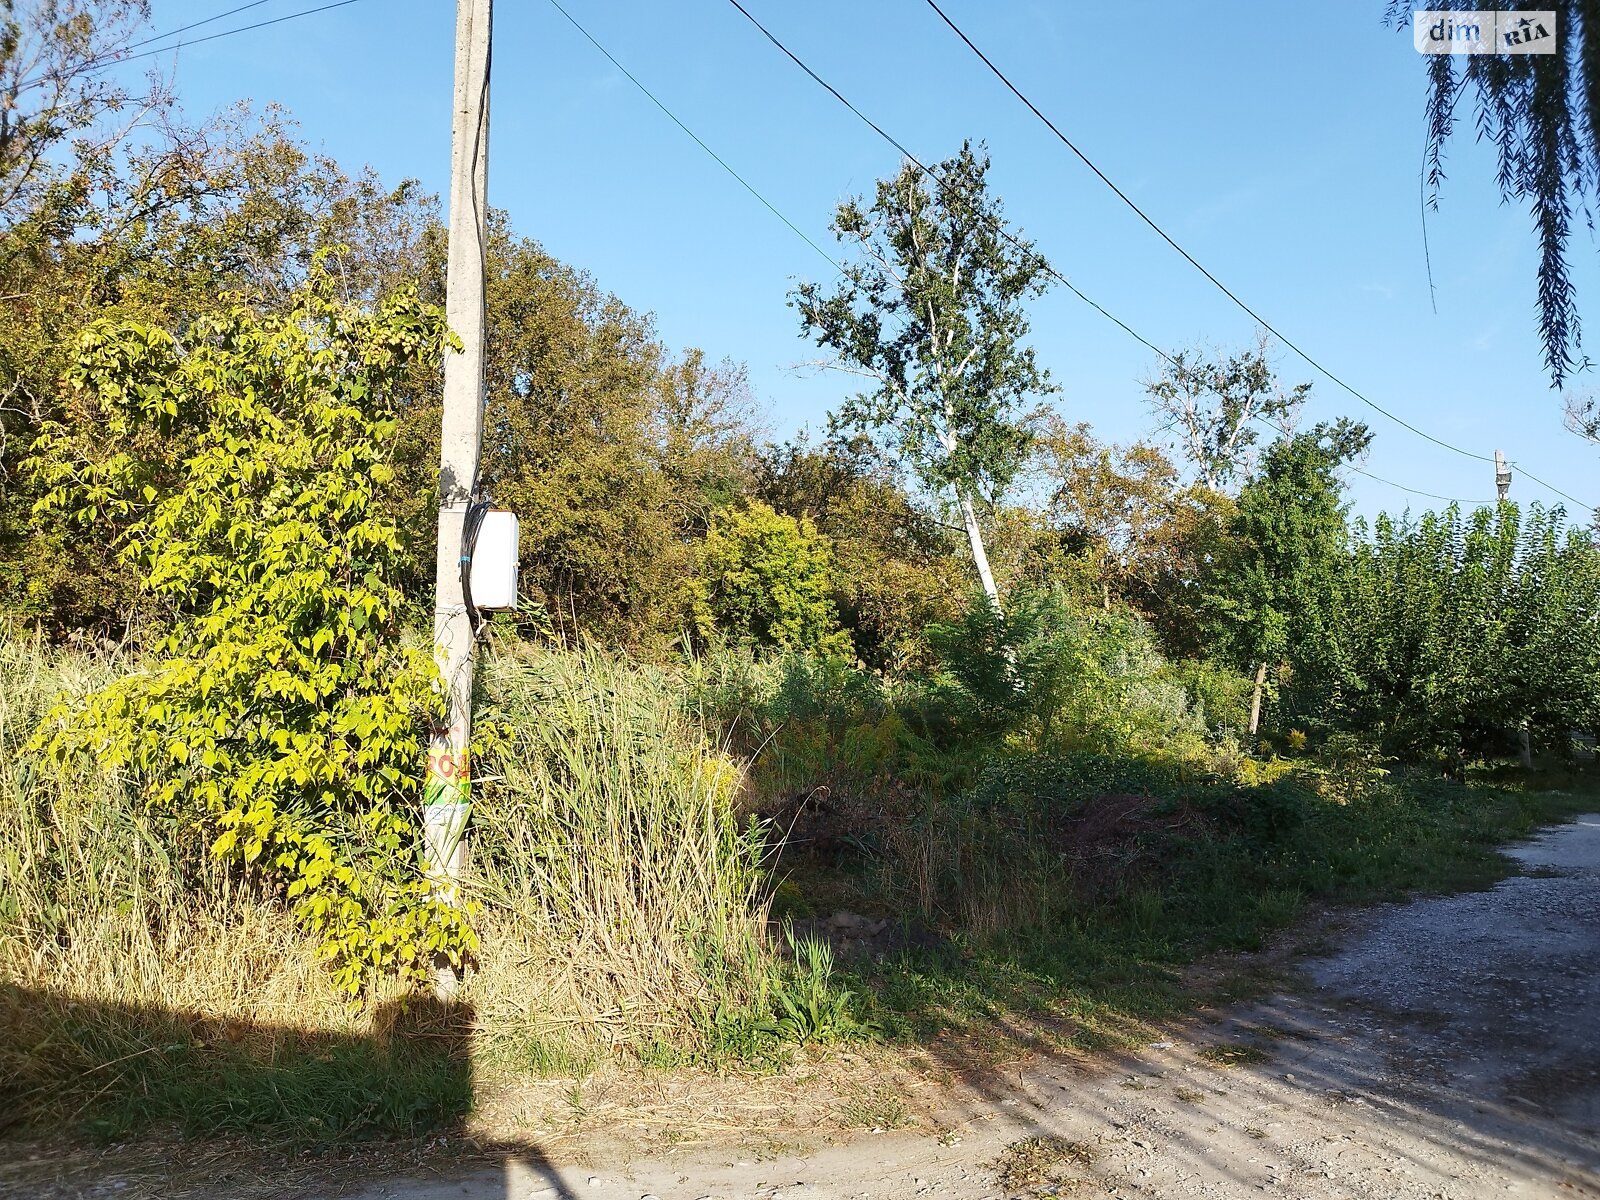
470 509 519 611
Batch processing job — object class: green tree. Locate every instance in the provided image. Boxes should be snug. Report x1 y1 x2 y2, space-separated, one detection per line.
692 500 851 658
756 434 962 671
1214 420 1372 733
391 223 759 652
1026 417 1239 654
655 349 760 527
26 264 470 994
794 141 1054 611
1315 503 1600 760
0 0 162 223
1142 337 1310 492
1 108 438 629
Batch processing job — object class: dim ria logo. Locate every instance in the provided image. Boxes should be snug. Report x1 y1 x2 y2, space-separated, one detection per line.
1414 10 1556 54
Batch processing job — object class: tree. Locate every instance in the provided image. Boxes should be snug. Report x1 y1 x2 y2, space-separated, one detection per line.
1 108 439 630
756 433 963 671
691 500 851 659
385 220 765 653
1566 390 1600 450
27 263 472 994
794 141 1055 611
1033 416 1185 604
1386 0 1595 383
1023 417 1239 653
1213 419 1372 733
1315 503 1600 761
1142 336 1310 493
471 224 684 645
655 349 760 531
0 0 165 223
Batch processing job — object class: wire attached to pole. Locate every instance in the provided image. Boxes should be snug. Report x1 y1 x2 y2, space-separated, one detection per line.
459 496 492 636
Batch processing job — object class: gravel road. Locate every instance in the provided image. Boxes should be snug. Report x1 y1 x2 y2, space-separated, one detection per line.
351 814 1600 1200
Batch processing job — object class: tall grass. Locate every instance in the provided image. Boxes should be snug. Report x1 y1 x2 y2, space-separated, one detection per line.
0 632 784 1136
0 634 400 1132
0 636 321 1010
6 622 1582 1140
465 642 776 1065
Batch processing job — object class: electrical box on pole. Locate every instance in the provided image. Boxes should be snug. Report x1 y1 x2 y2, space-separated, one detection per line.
468 510 520 611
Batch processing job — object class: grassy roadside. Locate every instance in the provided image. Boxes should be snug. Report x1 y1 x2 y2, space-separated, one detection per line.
4 630 1596 1149
0 637 781 1143
819 771 1599 1066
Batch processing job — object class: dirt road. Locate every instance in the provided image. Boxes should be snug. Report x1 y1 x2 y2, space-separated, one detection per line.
352 814 1600 1200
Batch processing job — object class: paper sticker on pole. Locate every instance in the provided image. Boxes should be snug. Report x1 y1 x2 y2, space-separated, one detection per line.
423 799 471 886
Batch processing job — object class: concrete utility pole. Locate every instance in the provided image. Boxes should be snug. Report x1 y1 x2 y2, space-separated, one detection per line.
424 0 492 1000
1495 449 1512 501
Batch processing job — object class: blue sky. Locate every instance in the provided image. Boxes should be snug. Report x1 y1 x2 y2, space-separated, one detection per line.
130 0 1599 518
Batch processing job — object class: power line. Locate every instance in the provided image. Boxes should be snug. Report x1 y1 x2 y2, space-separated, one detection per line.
732 0 1516 512
544 0 843 277
34 0 283 82
1349 464 1489 505
726 0 922 166
561 6 1495 510
122 0 281 55
927 0 1594 514
1248 413 1493 506
723 0 1593 514
920 0 1499 468
72 0 366 76
1509 461 1590 509
725 0 1116 337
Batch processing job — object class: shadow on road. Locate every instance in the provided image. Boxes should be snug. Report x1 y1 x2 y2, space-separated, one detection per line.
875 817 1600 1197
0 983 575 1199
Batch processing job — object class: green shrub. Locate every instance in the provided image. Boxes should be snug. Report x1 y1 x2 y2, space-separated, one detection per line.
24 267 468 995
692 501 853 659
927 587 1221 759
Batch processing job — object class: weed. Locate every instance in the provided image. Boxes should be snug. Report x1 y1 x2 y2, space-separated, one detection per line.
833 1083 912 1131
1199 1043 1272 1068
0 638 783 1137
7 628 1597 1149
562 1080 586 1124
769 934 866 1044
993 1136 1095 1192
469 643 777 1055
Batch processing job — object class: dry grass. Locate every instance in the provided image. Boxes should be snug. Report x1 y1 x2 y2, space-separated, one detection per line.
0 633 785 1137
0 634 363 1098
465 643 775 1063
992 1135 1096 1192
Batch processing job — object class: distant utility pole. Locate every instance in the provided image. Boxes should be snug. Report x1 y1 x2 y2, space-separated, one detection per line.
424 0 492 1000
1494 449 1533 767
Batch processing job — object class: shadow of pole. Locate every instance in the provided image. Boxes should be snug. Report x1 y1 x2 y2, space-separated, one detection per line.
0 983 578 1199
